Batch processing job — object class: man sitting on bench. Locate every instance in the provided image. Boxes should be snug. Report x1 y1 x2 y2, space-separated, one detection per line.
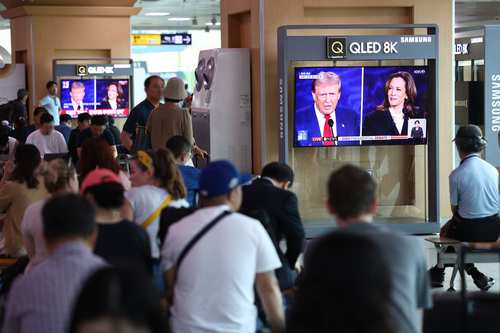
429 124 500 291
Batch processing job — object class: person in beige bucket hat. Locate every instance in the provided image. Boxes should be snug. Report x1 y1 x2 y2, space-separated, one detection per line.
147 77 207 159
161 77 188 101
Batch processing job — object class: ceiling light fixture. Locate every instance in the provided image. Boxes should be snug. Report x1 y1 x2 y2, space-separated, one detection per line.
146 12 170 16
205 22 213 25
211 17 217 25
193 16 198 25
215 22 221 26
168 18 191 21
205 26 210 32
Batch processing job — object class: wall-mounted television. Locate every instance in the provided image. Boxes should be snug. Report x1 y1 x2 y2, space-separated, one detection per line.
294 66 429 147
60 79 130 118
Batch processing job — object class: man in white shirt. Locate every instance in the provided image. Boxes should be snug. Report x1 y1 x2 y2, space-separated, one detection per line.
36 81 61 126
26 113 68 159
161 160 285 333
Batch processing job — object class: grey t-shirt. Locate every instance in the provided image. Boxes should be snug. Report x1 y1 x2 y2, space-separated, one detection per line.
306 223 432 333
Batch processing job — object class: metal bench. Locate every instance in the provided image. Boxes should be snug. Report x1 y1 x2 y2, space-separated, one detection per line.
426 237 500 291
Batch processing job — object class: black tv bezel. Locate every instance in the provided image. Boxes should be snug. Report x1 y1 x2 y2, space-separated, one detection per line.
292 65 430 148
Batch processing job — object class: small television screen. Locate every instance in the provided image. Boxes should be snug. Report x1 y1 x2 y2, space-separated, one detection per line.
60 79 130 118
294 66 429 147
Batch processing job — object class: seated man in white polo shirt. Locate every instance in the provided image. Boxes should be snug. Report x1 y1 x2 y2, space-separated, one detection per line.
26 113 68 159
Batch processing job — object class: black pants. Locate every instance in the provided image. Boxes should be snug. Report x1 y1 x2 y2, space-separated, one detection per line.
444 213 500 272
447 213 500 242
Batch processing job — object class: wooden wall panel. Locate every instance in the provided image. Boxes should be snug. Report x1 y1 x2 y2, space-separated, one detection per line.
221 0 454 219
9 15 34 115
32 15 131 113
222 0 264 174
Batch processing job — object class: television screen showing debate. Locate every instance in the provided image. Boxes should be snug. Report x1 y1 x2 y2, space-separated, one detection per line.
294 66 429 147
60 79 130 118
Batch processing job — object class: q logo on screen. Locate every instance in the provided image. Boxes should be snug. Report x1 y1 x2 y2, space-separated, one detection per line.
327 37 347 59
331 42 343 54
76 65 87 76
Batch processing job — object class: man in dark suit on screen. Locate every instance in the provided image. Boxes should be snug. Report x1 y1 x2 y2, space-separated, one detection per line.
295 71 360 146
240 162 306 291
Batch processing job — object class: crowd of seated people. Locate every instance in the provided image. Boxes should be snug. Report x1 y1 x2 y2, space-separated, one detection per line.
3 113 500 333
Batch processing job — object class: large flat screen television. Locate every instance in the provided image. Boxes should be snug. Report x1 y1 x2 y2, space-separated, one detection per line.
60 79 130 118
294 66 429 147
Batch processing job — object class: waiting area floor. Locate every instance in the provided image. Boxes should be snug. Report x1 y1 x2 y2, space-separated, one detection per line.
420 234 500 293
417 234 500 332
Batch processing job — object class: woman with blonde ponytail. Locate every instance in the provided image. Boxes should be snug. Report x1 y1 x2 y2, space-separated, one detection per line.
121 148 189 293
21 158 79 273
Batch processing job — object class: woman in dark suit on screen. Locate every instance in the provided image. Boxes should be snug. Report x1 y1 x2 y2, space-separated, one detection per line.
99 82 127 110
362 71 423 144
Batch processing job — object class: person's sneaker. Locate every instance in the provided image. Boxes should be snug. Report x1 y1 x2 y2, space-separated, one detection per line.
473 274 495 291
429 266 445 288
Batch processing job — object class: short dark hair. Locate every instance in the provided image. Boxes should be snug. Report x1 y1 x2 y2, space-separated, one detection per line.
60 114 72 123
33 107 48 117
288 233 393 333
77 112 92 124
166 136 191 159
144 75 164 88
328 165 377 220
69 267 169 333
0 132 8 146
43 193 96 243
91 115 106 126
84 182 125 209
40 113 54 125
17 89 29 99
0 103 14 121
414 120 420 124
46 81 57 89
107 115 115 126
261 162 294 187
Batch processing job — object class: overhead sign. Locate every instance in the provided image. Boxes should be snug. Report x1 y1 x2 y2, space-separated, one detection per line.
132 34 192 45
455 43 469 55
73 64 132 77
132 34 161 45
327 37 347 59
455 36 484 61
286 35 436 61
76 65 87 76
325 35 433 59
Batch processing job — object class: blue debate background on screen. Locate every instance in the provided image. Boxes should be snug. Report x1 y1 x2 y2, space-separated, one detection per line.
293 65 430 147
60 79 95 109
295 67 363 115
95 79 130 108
363 66 429 116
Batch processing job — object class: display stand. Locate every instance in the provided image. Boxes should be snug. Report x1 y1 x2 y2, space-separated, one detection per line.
52 58 134 117
277 25 439 236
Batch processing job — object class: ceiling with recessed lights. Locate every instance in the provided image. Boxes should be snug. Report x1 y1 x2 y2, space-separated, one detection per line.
1 1 500 32
132 0 221 31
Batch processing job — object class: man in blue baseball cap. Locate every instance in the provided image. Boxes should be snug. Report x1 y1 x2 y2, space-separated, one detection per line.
160 160 285 333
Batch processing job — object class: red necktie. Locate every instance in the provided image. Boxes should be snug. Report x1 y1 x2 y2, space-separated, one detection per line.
323 115 334 146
